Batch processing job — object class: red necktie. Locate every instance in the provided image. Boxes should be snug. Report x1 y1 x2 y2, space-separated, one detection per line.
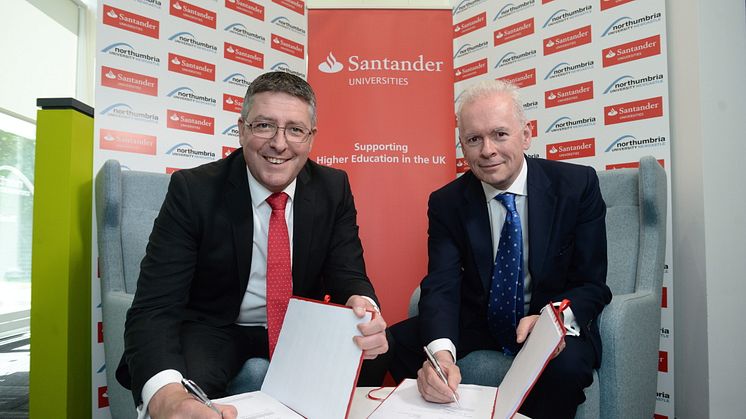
266 192 292 358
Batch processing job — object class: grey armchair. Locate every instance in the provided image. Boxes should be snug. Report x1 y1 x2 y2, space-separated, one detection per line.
96 160 170 419
95 160 268 418
408 156 667 419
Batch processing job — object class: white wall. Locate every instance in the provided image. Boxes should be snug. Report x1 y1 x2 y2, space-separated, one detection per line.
667 0 746 417
0 0 79 120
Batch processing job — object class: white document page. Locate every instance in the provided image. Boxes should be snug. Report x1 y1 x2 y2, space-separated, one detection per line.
368 378 498 419
215 391 302 419
261 298 372 419
492 305 564 419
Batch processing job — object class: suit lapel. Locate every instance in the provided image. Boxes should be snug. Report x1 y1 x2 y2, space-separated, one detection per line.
526 158 556 279
461 172 494 293
291 163 314 293
225 153 254 293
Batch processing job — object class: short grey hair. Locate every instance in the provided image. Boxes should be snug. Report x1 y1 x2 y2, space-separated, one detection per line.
240 71 317 126
456 79 526 127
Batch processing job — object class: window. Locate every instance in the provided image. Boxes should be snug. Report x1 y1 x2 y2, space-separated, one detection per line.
0 111 35 338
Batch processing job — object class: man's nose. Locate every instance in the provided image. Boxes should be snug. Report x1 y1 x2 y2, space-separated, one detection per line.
479 137 498 156
268 129 290 149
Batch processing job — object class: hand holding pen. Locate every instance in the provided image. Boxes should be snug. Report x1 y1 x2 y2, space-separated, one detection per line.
146 381 235 419
182 378 224 417
421 346 462 407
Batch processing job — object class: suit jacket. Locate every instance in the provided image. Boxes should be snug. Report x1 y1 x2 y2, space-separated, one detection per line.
418 157 611 366
117 149 377 400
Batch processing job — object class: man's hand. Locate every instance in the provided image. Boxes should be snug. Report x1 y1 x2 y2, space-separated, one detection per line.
148 382 238 419
516 314 566 359
346 295 388 359
416 350 461 404
515 314 539 344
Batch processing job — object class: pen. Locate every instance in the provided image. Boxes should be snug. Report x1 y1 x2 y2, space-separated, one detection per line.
423 346 461 407
182 378 222 417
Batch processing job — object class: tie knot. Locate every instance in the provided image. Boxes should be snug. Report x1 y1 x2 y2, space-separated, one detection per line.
495 193 517 212
267 192 289 211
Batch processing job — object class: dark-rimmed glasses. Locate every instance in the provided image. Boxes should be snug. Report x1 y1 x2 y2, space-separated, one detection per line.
244 120 312 143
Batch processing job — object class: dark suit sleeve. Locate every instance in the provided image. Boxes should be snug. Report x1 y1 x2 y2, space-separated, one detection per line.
121 171 198 402
320 171 378 306
548 167 611 333
417 192 464 346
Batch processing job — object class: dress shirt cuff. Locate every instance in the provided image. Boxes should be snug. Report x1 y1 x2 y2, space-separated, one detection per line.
359 296 381 314
427 338 457 362
137 369 184 419
542 304 581 337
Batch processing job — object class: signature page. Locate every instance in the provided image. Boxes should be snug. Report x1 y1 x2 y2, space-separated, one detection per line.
368 378 498 419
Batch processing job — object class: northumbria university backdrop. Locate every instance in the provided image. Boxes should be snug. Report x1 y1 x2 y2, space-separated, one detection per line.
92 1 673 418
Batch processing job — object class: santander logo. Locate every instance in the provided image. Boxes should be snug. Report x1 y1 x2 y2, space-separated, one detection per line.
318 52 344 73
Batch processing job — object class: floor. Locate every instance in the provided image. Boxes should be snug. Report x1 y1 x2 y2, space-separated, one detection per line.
0 332 30 418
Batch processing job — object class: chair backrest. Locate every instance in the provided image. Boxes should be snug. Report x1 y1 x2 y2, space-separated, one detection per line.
96 160 171 295
598 156 667 296
598 168 640 295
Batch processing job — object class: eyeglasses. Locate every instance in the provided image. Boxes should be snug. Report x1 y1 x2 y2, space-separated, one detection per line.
244 120 312 143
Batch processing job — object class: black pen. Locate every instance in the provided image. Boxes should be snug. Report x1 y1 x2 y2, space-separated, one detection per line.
423 346 461 407
182 378 222 416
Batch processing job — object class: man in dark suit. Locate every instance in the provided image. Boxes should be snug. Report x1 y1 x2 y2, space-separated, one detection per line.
118 72 389 419
389 79 611 419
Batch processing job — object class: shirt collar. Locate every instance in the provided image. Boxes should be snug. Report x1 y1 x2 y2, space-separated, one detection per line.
480 156 528 202
246 167 297 207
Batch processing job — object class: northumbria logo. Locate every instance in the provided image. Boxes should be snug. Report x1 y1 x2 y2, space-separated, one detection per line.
101 42 160 65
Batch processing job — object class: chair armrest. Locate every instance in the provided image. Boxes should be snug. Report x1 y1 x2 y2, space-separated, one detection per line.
597 291 661 419
101 291 137 418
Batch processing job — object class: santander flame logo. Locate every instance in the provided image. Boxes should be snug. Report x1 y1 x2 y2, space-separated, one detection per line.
606 50 616 58
170 113 180 121
173 2 183 10
106 9 118 18
105 70 117 79
318 52 344 73
607 108 618 116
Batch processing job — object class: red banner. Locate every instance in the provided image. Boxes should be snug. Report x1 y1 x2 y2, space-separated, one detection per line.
308 9 454 321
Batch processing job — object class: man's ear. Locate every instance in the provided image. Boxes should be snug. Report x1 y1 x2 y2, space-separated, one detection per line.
307 127 317 150
522 121 532 150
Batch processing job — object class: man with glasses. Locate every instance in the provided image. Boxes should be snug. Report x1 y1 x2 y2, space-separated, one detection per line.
389 79 611 419
118 72 389 419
